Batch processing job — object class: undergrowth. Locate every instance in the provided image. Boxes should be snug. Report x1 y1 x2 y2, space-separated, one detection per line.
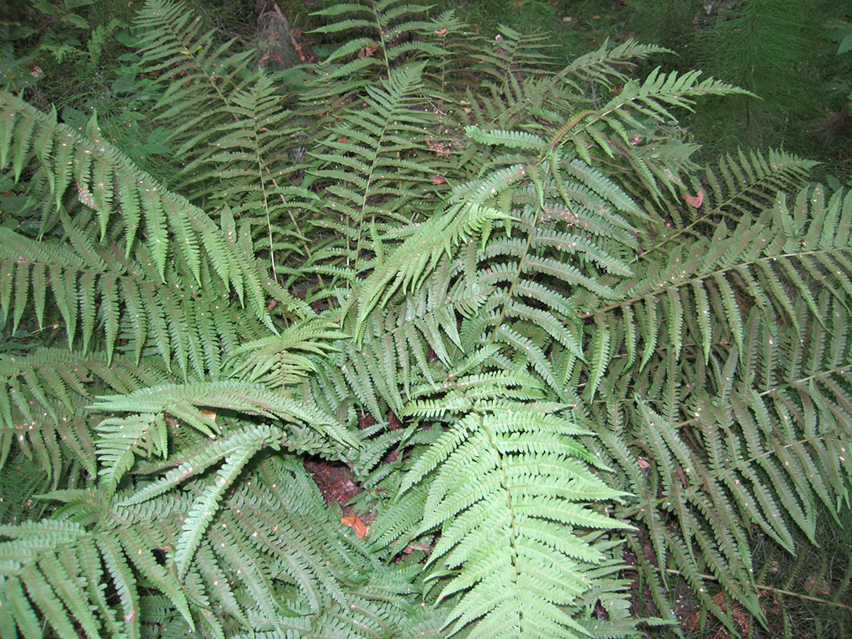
0 1 851 638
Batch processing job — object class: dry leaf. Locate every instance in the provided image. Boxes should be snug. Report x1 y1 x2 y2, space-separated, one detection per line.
358 44 379 58
683 189 704 208
341 514 368 538
430 174 445 185
434 28 447 35
200 410 217 423
637 457 651 469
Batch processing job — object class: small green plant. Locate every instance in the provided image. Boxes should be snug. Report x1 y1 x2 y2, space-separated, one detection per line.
0 1 851 638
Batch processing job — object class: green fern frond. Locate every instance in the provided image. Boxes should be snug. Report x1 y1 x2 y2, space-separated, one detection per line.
0 214 279 371
201 73 319 276
588 286 852 632
131 0 256 182
559 39 672 91
392 370 631 639
226 317 348 389
637 148 817 252
0 348 173 480
585 186 852 392
547 69 748 161
92 380 359 448
303 63 453 303
0 92 306 332
311 0 437 79
0 514 193 639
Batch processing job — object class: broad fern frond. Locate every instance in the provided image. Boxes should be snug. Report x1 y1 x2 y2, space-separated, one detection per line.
202 74 319 275
390 369 631 639
548 69 748 159
586 186 852 383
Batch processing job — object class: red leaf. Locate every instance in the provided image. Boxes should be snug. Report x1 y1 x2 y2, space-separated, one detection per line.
683 190 704 208
341 515 368 538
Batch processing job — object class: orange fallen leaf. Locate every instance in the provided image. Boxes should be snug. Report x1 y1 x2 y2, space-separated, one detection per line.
434 28 447 35
430 174 445 185
200 410 217 422
341 514 368 538
683 190 704 208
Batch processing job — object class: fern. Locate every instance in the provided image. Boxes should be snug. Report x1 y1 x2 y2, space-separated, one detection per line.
1 1 851 637
396 369 631 639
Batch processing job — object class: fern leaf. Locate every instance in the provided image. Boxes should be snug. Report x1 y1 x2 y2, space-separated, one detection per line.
174 425 279 577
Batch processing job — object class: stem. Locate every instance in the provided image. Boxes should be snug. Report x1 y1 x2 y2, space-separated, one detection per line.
663 569 852 611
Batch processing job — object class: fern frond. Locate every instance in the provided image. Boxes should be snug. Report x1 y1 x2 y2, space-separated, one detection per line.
586 186 852 392
637 148 817 253
0 348 172 480
588 287 852 631
559 39 672 91
0 214 279 372
0 92 306 331
92 380 359 448
311 0 437 81
225 317 348 389
547 69 747 158
131 0 255 178
392 371 631 639
0 513 192 639
306 63 449 294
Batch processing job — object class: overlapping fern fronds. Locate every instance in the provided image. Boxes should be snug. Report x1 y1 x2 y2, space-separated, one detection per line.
0 455 427 639
576 185 852 633
2 0 851 637
131 0 257 188
304 62 448 297
0 92 306 329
